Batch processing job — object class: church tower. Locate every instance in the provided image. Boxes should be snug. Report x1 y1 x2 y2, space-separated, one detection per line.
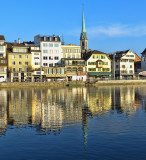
80 8 88 54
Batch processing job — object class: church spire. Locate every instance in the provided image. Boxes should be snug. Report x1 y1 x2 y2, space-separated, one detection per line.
82 8 86 33
80 7 88 54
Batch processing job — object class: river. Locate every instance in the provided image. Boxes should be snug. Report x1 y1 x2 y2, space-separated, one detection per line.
0 85 146 160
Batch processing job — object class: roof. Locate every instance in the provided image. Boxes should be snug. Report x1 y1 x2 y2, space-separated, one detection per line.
109 49 131 60
141 48 146 55
40 35 61 42
0 35 5 40
6 42 30 53
83 50 111 61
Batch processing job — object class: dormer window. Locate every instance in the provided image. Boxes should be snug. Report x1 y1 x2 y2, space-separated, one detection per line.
50 37 52 41
44 36 47 41
55 37 57 41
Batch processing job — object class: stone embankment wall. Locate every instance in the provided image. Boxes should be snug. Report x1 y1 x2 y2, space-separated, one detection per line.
1 80 146 88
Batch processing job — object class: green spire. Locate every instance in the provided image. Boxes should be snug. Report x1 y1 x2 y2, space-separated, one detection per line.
82 8 86 33
80 8 87 40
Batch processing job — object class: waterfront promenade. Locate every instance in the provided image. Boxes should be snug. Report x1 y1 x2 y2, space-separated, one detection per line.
1 79 146 88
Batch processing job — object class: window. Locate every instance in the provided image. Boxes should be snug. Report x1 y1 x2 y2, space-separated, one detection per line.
15 48 19 52
43 43 48 47
34 57 39 59
129 70 133 74
88 62 96 65
116 65 119 68
43 56 48 60
76 54 79 58
21 49 25 52
49 44 53 47
25 55 28 59
88 68 96 71
12 61 15 65
35 62 39 65
12 55 15 59
25 62 28 65
0 47 4 51
67 54 71 58
101 55 105 59
93 55 95 59
19 68 22 72
43 50 48 53
19 55 22 58
0 60 5 63
34 53 39 55
49 64 53 67
49 50 53 54
13 73 18 76
43 63 48 66
72 67 77 71
122 65 125 68
72 54 75 58
129 60 134 62
54 44 59 47
54 57 59 60
19 62 22 65
49 56 53 60
13 68 16 72
130 65 133 68
67 67 71 71
25 68 28 72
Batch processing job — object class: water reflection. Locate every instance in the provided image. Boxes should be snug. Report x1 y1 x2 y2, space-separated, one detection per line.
0 85 145 135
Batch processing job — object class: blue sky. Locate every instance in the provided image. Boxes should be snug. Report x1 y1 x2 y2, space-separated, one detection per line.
1 0 146 55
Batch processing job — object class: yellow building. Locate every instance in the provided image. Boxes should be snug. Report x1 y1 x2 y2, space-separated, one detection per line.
61 44 81 59
7 41 32 82
83 50 112 79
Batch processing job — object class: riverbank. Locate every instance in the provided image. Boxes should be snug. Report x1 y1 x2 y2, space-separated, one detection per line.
1 80 146 88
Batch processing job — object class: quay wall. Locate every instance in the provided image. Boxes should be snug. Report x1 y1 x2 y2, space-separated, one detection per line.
1 80 146 88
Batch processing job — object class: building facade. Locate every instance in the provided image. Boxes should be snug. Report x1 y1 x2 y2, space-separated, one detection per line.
34 35 62 67
0 35 7 82
7 41 32 82
109 50 135 79
83 50 111 80
61 44 81 59
61 58 86 81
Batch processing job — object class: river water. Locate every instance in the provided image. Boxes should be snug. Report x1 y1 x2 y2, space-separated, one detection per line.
0 85 146 160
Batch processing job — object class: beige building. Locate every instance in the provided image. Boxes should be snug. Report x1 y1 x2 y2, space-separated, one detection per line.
61 44 81 59
7 40 32 82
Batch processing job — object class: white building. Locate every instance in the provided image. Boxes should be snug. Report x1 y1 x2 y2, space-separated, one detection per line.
30 46 41 70
0 35 7 82
109 50 135 79
34 35 62 67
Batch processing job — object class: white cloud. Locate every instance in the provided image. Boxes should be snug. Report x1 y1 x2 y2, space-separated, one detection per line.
66 24 146 38
88 24 146 38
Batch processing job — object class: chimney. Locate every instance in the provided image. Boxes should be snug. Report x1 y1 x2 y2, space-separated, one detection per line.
18 38 20 44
